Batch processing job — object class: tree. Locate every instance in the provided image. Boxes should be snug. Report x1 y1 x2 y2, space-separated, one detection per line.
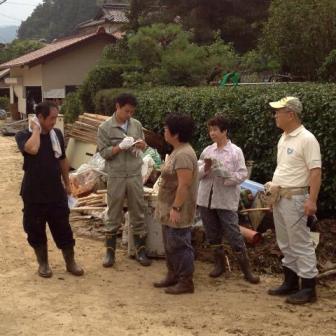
0 39 44 64
260 0 336 80
18 0 99 41
160 0 271 51
125 0 271 51
77 22 240 106
318 50 336 82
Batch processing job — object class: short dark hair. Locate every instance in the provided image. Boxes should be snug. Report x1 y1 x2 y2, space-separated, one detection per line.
35 101 58 118
164 113 195 143
115 93 138 108
207 114 230 132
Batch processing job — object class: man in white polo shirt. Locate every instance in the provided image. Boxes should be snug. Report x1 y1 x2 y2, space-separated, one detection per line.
268 97 322 304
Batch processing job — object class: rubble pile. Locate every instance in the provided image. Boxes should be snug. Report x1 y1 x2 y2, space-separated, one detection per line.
0 118 28 136
69 113 109 144
192 218 336 276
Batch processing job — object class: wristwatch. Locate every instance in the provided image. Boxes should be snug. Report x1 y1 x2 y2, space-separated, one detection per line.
172 206 182 212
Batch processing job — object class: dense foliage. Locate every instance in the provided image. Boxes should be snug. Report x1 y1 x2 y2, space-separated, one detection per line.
61 92 82 123
94 84 336 217
127 0 271 52
260 0 336 80
80 23 240 111
17 0 98 41
0 39 44 64
0 96 9 110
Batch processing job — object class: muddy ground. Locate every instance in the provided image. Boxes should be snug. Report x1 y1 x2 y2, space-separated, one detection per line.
0 135 335 336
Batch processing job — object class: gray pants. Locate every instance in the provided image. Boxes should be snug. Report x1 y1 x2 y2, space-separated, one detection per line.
199 206 246 252
162 225 194 278
273 195 318 279
106 175 146 236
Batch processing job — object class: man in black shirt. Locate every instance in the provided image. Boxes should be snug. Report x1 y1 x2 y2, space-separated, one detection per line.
15 101 84 278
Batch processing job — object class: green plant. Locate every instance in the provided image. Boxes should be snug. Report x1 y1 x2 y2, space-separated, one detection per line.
95 84 336 217
318 49 336 82
0 96 9 110
79 64 125 112
61 92 82 123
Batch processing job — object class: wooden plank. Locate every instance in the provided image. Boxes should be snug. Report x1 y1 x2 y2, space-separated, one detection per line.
71 206 106 211
96 189 107 194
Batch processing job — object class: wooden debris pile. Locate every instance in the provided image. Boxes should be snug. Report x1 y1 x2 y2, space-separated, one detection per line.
193 218 336 277
68 113 109 144
69 190 108 240
72 190 107 211
67 112 166 155
1 118 28 136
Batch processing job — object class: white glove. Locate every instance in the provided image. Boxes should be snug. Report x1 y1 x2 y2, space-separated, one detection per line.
118 136 134 150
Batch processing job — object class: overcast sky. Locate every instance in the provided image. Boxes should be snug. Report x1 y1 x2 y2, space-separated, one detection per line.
0 0 42 27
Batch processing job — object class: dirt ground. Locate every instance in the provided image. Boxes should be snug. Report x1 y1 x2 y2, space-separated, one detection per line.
0 135 336 336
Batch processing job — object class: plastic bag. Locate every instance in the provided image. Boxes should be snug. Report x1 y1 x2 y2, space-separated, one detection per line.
70 167 100 197
141 155 155 184
86 152 105 172
70 153 107 197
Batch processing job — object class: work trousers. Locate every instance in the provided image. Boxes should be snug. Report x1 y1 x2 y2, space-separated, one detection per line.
162 225 194 278
199 206 246 252
273 194 318 279
23 200 75 249
106 175 146 236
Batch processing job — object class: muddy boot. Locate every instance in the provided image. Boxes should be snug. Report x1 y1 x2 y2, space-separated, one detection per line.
61 246 84 276
286 278 317 304
164 275 194 295
33 244 52 278
268 266 299 296
236 251 260 284
209 247 226 278
133 235 151 267
153 267 178 288
102 234 117 268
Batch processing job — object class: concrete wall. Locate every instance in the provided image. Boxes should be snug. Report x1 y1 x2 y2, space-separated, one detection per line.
7 37 113 115
42 38 112 93
23 65 42 87
8 65 42 114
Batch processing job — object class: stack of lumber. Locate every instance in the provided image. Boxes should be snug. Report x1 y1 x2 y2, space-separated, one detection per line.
68 112 166 153
71 190 107 211
68 113 109 144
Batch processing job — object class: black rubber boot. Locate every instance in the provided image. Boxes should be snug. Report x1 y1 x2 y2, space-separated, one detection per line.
286 278 317 304
133 235 151 267
209 247 226 278
164 275 194 295
236 251 260 284
102 234 117 268
33 244 53 278
61 246 84 276
268 266 299 296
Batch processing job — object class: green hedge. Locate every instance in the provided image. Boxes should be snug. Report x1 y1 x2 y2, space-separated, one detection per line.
95 84 336 217
80 64 125 112
61 91 83 123
0 96 9 110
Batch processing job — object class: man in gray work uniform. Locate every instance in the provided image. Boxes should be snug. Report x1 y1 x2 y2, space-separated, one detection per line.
97 93 151 267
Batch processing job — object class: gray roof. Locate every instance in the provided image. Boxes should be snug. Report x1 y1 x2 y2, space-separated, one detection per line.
78 4 129 29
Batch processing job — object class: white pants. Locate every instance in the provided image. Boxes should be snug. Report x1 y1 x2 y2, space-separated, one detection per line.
273 195 318 279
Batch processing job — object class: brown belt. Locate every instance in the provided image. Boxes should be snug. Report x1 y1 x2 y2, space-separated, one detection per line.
279 187 308 199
